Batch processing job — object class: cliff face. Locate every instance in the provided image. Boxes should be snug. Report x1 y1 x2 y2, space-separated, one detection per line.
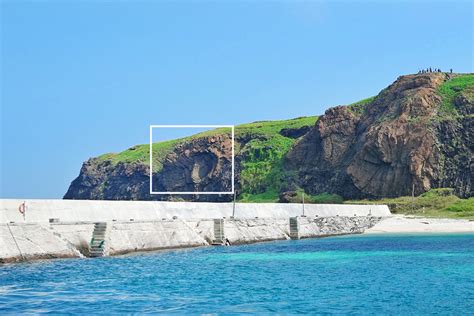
64 117 320 201
65 135 234 202
64 73 473 201
153 135 233 200
286 73 472 199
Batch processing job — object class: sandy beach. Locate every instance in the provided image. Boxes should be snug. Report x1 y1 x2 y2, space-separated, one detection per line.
366 215 474 234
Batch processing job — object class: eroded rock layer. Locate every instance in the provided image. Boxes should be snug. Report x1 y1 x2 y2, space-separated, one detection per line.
286 73 472 198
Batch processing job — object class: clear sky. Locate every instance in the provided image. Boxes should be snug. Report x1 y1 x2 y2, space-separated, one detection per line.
1 0 472 199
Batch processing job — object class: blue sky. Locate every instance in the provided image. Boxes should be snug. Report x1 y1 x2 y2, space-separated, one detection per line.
1 0 472 199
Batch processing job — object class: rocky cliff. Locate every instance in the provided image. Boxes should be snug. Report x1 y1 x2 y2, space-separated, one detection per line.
65 135 234 202
64 73 473 201
286 73 472 199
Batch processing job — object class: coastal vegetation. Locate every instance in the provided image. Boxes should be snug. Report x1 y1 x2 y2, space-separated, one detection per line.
240 186 473 219
237 118 318 201
347 189 474 219
437 73 474 115
239 189 344 204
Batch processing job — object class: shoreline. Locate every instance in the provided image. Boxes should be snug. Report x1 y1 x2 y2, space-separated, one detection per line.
0 215 382 264
365 215 474 234
4 228 474 265
2 207 473 265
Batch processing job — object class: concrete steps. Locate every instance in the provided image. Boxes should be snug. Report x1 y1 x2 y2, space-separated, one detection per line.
89 222 107 257
212 218 225 245
289 217 300 240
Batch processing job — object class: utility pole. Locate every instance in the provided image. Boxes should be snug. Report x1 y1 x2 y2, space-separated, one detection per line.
412 183 415 213
232 191 236 218
302 192 305 217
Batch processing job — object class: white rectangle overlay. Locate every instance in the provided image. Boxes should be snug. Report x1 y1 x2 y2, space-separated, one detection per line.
149 125 234 194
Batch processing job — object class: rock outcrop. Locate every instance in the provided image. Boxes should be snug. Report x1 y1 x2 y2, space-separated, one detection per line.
153 135 233 196
64 158 150 200
64 135 234 201
286 73 472 198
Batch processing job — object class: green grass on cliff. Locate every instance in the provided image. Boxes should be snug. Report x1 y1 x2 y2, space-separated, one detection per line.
95 117 318 181
347 96 376 116
437 73 474 114
236 116 317 137
236 116 318 199
239 136 293 195
346 188 474 219
97 139 183 172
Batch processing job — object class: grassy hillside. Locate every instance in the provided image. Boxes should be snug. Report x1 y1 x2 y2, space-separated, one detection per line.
347 189 474 219
97 139 182 173
236 117 319 201
95 116 318 199
437 73 474 115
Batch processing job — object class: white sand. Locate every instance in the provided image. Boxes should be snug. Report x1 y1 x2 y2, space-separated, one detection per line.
366 215 474 234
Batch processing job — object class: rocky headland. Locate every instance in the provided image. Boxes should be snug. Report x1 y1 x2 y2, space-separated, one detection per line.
64 73 473 202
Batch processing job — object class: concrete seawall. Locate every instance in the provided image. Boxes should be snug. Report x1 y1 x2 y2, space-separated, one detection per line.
0 199 390 263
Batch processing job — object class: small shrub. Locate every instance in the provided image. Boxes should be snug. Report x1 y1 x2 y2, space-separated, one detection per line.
309 192 344 204
445 198 474 213
421 188 454 198
345 188 474 219
239 190 279 203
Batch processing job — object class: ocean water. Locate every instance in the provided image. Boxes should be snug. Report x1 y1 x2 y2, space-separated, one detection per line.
1 234 473 314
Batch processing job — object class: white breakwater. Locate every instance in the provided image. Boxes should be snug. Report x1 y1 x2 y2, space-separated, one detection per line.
0 199 390 263
0 199 390 223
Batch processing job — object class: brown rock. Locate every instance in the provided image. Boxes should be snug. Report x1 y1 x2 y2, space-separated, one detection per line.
287 73 472 198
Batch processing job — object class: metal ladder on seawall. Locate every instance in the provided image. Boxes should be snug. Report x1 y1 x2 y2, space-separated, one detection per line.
89 222 107 258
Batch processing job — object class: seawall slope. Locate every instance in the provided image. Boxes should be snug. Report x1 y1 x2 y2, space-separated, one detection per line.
0 199 390 223
0 199 390 263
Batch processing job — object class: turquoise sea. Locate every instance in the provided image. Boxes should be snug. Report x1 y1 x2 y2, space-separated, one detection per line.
1 234 473 314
